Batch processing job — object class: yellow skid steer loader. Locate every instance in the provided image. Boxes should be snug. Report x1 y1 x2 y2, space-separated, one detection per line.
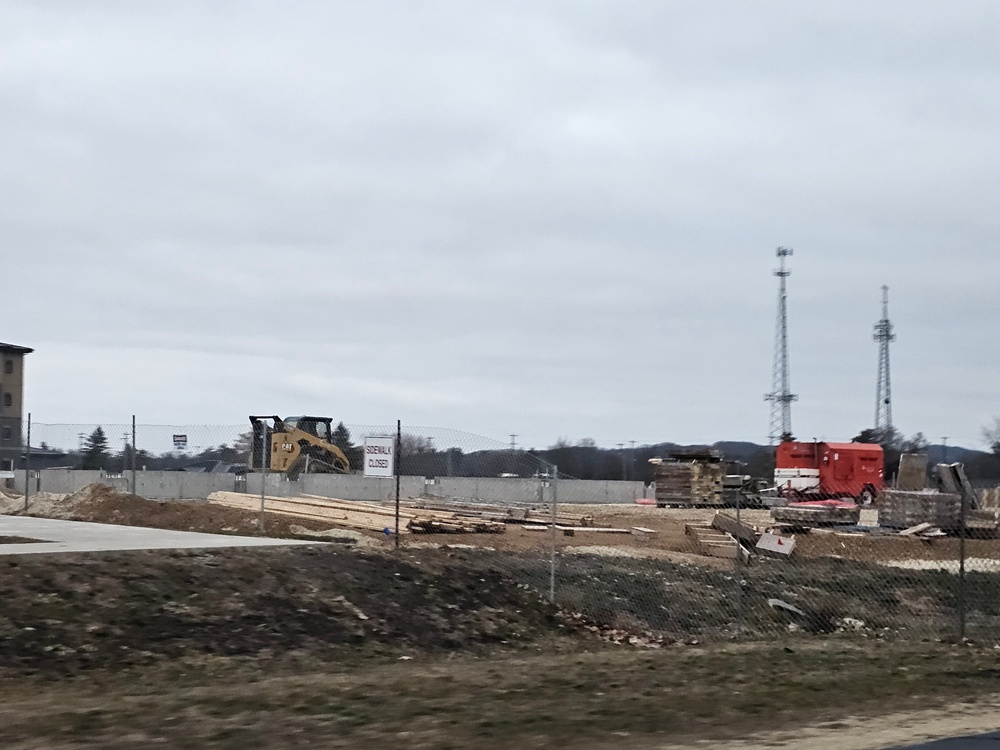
247 415 351 480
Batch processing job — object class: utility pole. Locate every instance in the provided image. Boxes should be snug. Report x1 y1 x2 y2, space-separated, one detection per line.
765 247 798 444
617 443 625 480
873 285 896 436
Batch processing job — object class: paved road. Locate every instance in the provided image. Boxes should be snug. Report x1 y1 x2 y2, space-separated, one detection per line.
890 733 1000 749
0 515 321 555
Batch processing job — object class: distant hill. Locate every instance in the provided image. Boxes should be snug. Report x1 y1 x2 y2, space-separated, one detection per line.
711 441 769 463
405 439 999 484
924 444 983 464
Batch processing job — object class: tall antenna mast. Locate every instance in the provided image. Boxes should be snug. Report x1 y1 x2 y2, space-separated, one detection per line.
765 247 797 444
873 285 895 434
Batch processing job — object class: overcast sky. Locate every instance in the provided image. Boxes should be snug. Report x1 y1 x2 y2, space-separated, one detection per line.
3 1 999 450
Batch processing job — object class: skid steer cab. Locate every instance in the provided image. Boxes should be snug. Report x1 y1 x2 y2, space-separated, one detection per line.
247 415 352 480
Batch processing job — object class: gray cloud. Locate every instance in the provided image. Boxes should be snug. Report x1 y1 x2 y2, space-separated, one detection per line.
3 1 999 450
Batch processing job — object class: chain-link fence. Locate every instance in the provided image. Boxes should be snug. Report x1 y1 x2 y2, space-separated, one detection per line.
6 419 1000 646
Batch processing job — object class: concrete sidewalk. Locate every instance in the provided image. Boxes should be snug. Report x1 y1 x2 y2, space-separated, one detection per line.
0 515 321 555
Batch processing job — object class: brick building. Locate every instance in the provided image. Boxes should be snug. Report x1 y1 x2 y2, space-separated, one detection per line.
0 342 32 471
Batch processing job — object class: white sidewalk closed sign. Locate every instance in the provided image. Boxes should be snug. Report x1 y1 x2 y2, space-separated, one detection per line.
363 436 395 478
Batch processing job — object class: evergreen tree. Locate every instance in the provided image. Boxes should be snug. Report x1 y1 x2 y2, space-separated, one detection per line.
331 422 353 453
81 426 110 470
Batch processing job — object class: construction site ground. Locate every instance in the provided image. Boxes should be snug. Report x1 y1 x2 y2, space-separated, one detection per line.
5 487 1000 568
3 485 1000 747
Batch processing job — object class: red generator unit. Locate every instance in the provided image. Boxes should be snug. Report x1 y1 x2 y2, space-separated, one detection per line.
774 441 885 504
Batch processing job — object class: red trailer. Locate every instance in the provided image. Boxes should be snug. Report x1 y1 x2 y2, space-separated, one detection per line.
774 441 885 504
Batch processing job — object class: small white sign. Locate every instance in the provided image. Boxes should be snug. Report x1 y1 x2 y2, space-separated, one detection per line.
363 436 395 478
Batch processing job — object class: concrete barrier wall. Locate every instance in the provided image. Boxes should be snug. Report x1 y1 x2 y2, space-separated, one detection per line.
557 479 647 504
243 473 424 501
422 477 543 504
17 469 106 495
15 470 650 505
136 472 238 500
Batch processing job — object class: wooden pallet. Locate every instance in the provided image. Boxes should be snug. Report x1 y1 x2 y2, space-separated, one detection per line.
685 523 739 559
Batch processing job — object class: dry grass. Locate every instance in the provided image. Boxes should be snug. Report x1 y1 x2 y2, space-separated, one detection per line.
1 642 999 748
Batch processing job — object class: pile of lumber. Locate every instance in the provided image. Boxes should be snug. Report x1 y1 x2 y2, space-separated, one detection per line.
772 501 861 527
523 524 642 535
879 490 962 530
207 492 505 535
898 522 946 539
410 497 595 527
876 464 999 536
880 490 998 536
980 487 1000 511
407 517 505 534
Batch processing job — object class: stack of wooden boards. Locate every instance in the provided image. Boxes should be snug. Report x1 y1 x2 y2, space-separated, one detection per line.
879 462 998 535
771 502 861 527
410 498 595 528
207 492 505 535
880 490 999 534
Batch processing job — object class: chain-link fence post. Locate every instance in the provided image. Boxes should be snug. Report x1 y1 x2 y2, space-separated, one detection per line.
259 423 268 534
549 464 558 603
23 412 31 513
733 478 743 638
395 419 401 549
959 480 968 641
130 415 137 495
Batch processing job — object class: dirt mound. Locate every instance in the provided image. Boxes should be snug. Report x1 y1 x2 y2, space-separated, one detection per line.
11 483 361 540
0 545 566 674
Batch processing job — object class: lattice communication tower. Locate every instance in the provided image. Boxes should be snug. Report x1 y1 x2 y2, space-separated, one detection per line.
873 285 895 433
765 247 797 444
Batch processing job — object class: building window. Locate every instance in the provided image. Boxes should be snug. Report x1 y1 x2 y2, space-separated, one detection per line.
1 426 11 441
2 394 9 408
3 360 12 375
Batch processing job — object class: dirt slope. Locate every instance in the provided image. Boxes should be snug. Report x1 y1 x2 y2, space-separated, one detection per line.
2 483 349 538
0 545 565 674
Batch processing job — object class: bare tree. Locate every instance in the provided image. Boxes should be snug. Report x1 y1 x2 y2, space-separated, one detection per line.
399 433 434 454
983 417 1000 456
